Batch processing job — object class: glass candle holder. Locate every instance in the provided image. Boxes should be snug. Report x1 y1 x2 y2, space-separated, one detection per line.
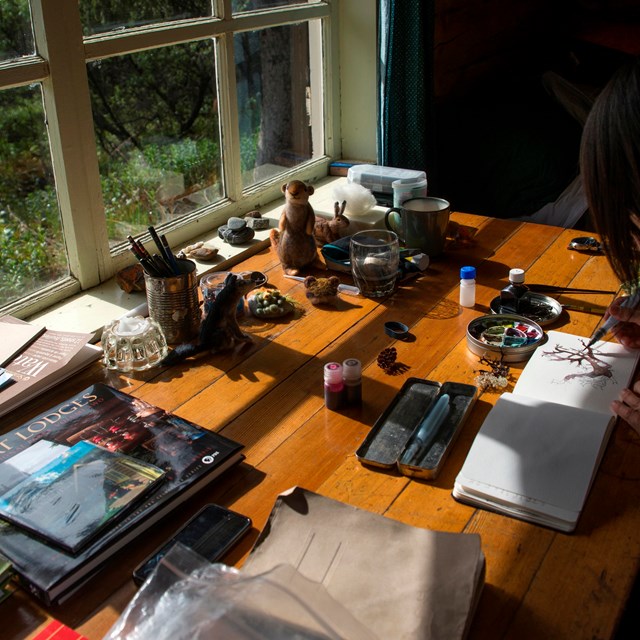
101 315 168 372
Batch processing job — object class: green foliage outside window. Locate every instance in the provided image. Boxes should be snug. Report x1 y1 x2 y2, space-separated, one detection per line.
0 1 307 308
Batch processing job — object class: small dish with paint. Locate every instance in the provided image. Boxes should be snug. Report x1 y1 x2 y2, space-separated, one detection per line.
467 314 545 362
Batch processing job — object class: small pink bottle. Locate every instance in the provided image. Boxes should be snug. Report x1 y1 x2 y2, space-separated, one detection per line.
324 362 344 410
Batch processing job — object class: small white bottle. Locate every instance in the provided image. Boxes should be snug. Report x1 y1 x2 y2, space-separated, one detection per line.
459 266 476 307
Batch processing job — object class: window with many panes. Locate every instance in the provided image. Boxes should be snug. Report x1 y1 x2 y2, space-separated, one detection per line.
0 0 336 317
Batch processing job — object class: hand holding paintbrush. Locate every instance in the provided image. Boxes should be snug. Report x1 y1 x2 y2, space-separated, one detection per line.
585 290 640 349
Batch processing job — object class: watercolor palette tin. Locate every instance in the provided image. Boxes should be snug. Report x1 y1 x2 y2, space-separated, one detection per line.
466 314 545 362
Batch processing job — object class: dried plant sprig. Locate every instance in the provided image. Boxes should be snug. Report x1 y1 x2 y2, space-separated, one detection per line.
474 355 511 391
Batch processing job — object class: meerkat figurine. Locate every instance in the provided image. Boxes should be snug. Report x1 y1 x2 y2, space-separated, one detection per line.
269 180 326 275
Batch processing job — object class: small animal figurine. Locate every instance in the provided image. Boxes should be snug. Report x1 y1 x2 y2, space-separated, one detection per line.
161 273 257 365
313 200 349 247
303 275 341 306
269 180 326 275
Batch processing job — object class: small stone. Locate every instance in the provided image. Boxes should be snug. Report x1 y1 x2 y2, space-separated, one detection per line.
218 224 255 245
247 217 270 230
116 263 146 293
227 217 246 230
177 241 219 261
187 246 219 261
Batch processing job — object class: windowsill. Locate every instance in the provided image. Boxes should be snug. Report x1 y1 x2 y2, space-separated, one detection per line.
28 176 387 340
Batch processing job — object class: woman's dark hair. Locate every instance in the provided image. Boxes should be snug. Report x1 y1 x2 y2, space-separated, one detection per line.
580 57 640 286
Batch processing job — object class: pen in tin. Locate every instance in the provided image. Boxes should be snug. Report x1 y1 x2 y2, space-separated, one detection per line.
127 236 160 276
160 233 181 274
148 226 180 275
403 393 450 464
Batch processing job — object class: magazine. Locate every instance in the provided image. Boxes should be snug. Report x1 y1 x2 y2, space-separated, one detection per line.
0 383 244 605
0 325 101 419
0 440 165 553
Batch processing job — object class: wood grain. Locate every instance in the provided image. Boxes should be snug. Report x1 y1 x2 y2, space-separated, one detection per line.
4 213 637 640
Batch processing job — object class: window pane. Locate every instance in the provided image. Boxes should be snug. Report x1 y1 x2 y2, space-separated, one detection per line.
236 22 319 188
80 1 213 36
0 85 68 306
0 0 34 61
87 41 222 244
232 0 316 12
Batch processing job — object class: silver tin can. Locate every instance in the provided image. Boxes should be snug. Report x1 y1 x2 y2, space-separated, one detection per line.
144 259 200 344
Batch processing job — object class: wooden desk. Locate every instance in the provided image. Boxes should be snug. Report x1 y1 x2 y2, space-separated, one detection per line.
4 213 639 639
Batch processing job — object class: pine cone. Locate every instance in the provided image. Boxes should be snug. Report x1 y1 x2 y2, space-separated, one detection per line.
377 347 397 372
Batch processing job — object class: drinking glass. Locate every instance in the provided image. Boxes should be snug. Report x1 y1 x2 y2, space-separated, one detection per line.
350 230 400 298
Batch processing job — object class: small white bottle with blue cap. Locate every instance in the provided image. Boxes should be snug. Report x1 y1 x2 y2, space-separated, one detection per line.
459 266 476 307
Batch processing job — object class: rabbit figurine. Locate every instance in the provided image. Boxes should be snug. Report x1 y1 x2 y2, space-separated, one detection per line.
313 200 349 247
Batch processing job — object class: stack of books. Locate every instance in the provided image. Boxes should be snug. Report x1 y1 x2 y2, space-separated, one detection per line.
0 383 244 605
0 315 102 418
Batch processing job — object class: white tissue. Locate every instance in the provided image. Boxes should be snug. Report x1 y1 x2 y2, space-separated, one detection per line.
332 183 377 217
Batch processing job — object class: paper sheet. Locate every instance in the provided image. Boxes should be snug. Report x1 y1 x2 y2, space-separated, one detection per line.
243 487 485 640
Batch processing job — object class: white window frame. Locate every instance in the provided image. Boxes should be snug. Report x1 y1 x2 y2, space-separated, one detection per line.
1 0 339 318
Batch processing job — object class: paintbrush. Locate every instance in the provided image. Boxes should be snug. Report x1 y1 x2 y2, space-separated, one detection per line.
528 284 617 295
584 289 640 349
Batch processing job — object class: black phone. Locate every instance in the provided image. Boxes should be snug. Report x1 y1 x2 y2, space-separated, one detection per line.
132 504 252 586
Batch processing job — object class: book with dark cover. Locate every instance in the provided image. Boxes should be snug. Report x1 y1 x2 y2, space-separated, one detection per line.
0 383 244 605
0 440 165 553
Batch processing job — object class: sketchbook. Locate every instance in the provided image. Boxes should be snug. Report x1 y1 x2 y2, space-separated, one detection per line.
453 330 640 532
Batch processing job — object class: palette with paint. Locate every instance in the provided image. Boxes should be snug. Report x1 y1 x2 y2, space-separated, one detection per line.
466 314 545 362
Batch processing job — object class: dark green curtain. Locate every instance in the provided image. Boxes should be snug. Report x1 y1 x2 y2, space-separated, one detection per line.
377 0 435 176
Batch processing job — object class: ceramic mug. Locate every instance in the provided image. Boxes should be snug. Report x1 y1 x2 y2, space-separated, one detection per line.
384 196 450 257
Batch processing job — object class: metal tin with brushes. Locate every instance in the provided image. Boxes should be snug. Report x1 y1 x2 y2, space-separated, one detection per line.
466 314 545 362
144 258 200 344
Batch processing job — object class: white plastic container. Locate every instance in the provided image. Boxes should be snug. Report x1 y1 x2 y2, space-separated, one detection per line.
347 164 427 196
459 266 476 308
391 177 428 207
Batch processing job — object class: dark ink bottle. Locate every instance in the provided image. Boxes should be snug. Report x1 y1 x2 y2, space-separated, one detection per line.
324 362 344 410
500 268 529 314
342 358 362 407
